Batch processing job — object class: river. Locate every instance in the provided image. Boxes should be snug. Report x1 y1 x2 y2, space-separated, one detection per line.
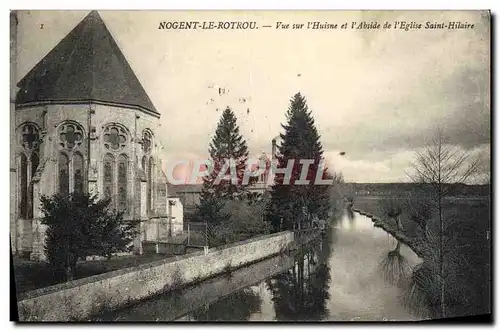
99 210 422 321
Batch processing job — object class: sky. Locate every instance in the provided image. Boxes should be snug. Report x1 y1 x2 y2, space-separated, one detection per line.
14 10 490 183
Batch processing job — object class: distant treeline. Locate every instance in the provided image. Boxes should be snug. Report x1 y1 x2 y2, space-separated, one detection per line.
347 182 490 197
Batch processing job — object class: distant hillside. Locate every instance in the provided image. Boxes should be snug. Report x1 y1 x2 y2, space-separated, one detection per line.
347 182 490 197
166 182 491 205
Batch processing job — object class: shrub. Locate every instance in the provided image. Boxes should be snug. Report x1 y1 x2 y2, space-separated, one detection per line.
378 197 403 219
210 199 271 246
40 193 138 281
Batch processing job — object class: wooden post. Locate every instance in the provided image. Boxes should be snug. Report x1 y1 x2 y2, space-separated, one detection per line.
168 200 172 238
138 221 143 255
205 221 208 248
156 218 160 254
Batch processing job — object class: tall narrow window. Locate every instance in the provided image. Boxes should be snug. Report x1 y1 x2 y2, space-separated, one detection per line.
103 154 114 202
73 152 84 195
18 123 40 219
117 154 128 212
58 152 69 196
31 153 39 179
28 153 39 219
147 157 153 213
20 154 28 218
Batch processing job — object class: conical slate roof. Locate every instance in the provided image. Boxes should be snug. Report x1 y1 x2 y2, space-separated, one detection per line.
16 11 159 116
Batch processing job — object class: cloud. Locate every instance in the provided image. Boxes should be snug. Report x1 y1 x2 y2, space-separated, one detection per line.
324 143 490 184
318 11 490 160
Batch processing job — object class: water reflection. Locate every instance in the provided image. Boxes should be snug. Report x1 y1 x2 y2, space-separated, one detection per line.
191 288 262 321
266 235 333 321
378 241 412 288
323 210 420 321
100 210 421 321
346 208 355 230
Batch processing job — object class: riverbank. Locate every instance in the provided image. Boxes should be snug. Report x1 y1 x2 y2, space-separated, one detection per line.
17 229 321 321
353 196 491 318
351 208 424 258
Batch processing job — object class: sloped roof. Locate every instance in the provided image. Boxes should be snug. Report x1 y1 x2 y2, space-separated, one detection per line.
16 11 159 116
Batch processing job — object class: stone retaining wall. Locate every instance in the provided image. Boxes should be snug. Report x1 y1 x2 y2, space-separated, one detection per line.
17 230 296 321
104 252 297 321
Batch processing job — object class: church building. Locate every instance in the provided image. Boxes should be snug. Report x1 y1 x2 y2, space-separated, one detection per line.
10 11 183 261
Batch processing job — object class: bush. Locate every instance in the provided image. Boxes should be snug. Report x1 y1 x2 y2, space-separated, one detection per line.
40 193 138 281
403 196 433 235
210 199 271 246
378 197 403 219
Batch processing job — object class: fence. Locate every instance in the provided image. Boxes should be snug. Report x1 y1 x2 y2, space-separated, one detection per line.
142 217 187 255
142 217 172 243
186 222 209 247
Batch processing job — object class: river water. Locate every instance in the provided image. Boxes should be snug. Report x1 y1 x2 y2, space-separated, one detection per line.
100 210 422 321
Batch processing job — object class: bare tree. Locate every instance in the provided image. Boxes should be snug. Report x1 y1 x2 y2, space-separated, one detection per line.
378 197 404 232
473 155 491 186
407 129 481 318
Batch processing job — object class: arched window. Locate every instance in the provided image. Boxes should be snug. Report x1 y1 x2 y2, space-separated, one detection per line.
141 129 155 214
143 130 153 154
73 152 84 195
103 154 114 201
19 154 28 218
101 123 131 213
58 152 70 196
117 154 128 212
18 122 40 219
56 121 86 195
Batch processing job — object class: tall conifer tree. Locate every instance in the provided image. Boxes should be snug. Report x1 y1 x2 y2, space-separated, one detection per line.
194 107 255 225
267 93 331 231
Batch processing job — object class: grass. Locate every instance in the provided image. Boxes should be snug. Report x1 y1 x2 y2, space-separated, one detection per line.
354 195 491 318
12 253 169 295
